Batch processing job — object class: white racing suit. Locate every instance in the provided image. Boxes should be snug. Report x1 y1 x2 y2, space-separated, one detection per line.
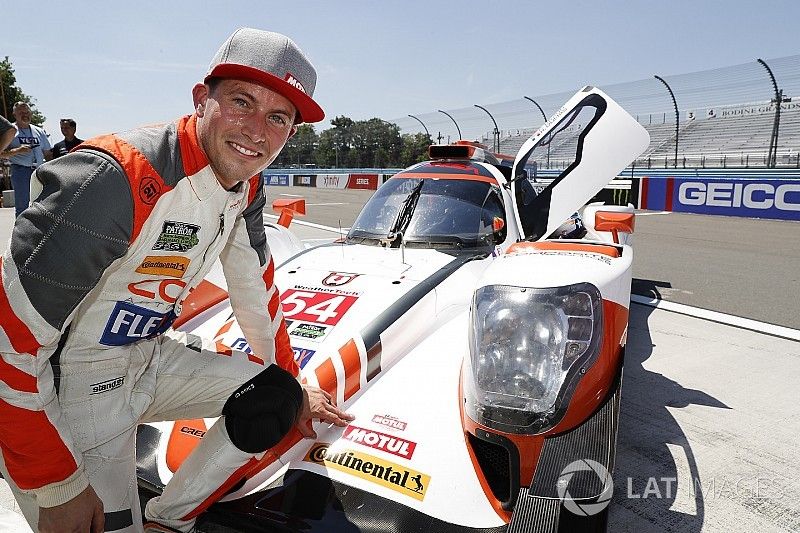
0 114 299 532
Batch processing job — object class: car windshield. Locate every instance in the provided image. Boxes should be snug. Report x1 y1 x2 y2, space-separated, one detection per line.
348 177 505 248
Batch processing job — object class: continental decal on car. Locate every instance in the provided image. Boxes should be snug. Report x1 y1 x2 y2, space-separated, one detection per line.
304 443 430 501
135 256 190 278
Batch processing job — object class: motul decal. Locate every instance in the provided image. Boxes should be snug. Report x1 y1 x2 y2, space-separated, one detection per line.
342 425 416 459
304 443 429 501
371 414 407 431
322 272 360 287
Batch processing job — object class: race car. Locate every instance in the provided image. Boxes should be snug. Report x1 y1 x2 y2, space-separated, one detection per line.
136 86 649 532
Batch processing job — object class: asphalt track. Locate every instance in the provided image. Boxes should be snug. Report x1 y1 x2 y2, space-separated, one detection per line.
1 194 799 532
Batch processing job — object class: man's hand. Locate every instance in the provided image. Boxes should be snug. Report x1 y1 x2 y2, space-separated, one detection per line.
297 385 355 438
38 484 104 533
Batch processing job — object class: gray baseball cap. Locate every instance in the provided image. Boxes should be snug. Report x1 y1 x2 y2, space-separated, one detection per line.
206 28 324 124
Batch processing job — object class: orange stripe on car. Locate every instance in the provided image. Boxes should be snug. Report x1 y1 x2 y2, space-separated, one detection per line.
314 358 337 398
339 339 361 401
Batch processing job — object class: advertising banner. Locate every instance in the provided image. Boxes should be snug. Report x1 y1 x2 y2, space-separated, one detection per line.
639 176 800 221
293 175 316 187
316 174 349 189
264 174 290 186
346 174 379 190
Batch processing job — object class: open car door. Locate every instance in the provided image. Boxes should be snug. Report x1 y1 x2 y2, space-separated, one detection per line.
511 86 649 240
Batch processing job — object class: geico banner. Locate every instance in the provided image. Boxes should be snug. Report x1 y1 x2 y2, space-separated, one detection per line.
263 174 290 186
293 175 317 187
639 177 800 221
316 174 349 189
346 174 379 190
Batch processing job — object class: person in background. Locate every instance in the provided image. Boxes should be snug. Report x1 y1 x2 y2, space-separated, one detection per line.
51 118 83 158
0 115 15 153
0 101 52 216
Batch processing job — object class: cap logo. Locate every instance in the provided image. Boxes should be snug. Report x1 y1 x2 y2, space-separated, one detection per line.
285 73 306 94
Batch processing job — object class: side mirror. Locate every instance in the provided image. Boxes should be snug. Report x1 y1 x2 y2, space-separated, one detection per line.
594 211 634 244
272 198 306 228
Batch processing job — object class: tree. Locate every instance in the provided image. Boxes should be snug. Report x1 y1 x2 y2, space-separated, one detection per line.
400 133 432 167
1 57 46 124
273 124 318 167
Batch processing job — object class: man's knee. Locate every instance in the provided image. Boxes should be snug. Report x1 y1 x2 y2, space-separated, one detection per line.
221 365 302 453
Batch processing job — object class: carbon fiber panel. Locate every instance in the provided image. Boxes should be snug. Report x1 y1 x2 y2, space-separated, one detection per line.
528 374 622 500
506 491 560 533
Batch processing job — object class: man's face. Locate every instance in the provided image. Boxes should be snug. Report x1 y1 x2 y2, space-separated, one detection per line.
60 122 76 138
193 79 297 190
13 104 31 124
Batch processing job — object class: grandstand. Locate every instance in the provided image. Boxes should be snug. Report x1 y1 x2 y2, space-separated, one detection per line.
492 99 800 169
392 55 800 169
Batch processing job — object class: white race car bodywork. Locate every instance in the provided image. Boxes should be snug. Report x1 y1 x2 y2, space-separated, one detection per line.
138 87 649 532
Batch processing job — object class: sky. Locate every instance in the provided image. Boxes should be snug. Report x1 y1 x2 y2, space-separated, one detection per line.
3 0 799 142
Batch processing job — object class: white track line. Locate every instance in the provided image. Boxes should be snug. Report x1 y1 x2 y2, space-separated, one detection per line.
631 294 800 341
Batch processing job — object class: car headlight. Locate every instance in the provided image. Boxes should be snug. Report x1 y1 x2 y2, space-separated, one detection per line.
465 282 602 434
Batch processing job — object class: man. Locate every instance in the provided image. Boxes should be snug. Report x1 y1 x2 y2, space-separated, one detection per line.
0 115 15 153
0 101 52 216
51 118 84 158
0 115 15 191
0 28 353 533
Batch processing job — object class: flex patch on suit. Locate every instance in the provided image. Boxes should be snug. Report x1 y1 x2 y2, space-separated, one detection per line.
100 301 174 346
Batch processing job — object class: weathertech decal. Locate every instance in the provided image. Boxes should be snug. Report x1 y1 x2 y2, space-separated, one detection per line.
281 289 358 326
322 272 360 287
304 443 429 501
343 425 416 459
371 414 407 431
90 376 124 395
135 256 190 278
152 221 200 252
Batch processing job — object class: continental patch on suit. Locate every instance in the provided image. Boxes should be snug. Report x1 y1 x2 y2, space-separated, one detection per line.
135 256 190 278
152 221 200 252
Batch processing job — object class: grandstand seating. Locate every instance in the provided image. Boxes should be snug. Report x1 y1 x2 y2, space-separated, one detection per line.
492 100 800 169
